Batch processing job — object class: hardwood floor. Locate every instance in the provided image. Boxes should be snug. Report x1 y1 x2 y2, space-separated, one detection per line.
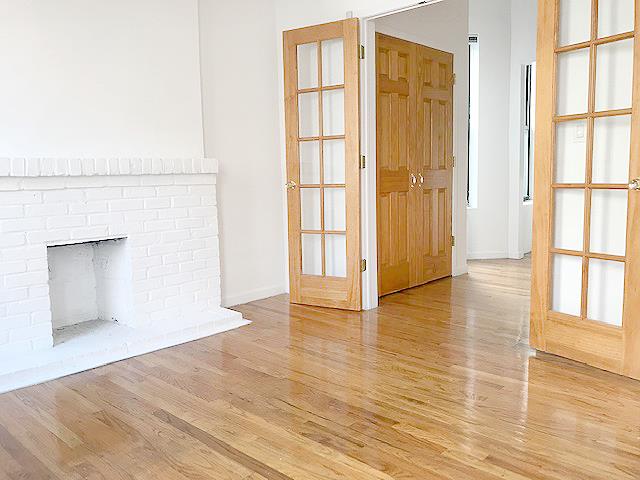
1 257 639 479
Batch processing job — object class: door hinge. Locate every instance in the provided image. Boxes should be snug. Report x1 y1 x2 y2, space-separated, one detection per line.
452 73 456 85
361 259 367 272
452 156 456 167
360 155 366 169
359 45 365 59
451 236 456 247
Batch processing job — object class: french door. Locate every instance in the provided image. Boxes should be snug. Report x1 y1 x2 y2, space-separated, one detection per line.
283 19 362 310
531 0 640 379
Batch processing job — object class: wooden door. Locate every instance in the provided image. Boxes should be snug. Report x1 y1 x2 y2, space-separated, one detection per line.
416 45 454 285
283 19 362 311
376 33 454 296
531 0 640 379
376 34 416 296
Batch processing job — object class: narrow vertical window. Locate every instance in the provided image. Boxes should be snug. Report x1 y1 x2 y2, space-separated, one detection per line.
467 35 479 208
523 62 536 202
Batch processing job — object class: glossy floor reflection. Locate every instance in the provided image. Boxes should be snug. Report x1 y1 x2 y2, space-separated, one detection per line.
0 257 639 479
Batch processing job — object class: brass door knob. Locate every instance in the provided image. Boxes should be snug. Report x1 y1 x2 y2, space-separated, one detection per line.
285 180 298 190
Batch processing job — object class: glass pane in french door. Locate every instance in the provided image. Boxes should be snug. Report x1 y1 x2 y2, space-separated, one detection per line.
297 37 347 278
550 0 634 327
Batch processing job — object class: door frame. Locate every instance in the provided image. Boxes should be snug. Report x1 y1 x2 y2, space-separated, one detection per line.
358 1 468 309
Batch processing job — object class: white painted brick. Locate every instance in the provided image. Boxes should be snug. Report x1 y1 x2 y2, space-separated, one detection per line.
179 261 207 273
69 226 109 240
124 210 158 222
25 203 68 217
11 159 25 176
161 230 190 243
31 310 52 325
148 243 179 256
0 205 24 219
86 187 122 200
180 239 206 251
0 233 26 248
165 294 195 309
29 285 49 299
144 197 171 209
89 212 125 226
163 272 193 287
0 169 224 352
43 190 84 203
188 206 216 218
69 201 109 214
0 287 28 303
26 229 71 244
176 218 204 229
5 271 49 288
1 245 45 261
0 261 27 275
109 199 144 211
46 215 86 229
27 258 49 271
172 196 200 208
157 185 188 196
128 233 160 247
158 208 188 219
2 191 42 205
123 186 156 198
2 217 46 233
147 264 179 279
149 286 179 301
191 226 218 239
144 220 175 233
3 314 30 329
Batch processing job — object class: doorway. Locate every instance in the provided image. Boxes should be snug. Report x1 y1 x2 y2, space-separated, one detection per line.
376 33 454 296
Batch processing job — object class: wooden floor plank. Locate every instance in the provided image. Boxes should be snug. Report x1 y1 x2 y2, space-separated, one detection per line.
0 257 639 479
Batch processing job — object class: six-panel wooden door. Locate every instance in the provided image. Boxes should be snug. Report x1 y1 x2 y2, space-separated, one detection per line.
531 0 640 379
376 33 454 297
283 19 362 310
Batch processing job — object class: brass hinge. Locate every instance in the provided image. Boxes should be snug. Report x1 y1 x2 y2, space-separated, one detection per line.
361 259 367 272
360 155 366 169
452 73 456 85
451 236 456 247
359 45 365 59
452 156 456 167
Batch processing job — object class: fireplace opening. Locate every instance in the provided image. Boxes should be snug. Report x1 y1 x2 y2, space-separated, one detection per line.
47 238 133 343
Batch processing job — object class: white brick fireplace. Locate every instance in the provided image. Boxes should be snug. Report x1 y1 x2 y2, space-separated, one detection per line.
0 158 248 392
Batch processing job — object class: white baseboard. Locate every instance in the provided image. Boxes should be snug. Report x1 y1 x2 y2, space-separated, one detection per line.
222 284 286 308
0 308 250 394
467 251 509 260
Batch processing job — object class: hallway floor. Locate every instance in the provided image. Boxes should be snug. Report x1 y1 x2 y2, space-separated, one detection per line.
0 258 639 479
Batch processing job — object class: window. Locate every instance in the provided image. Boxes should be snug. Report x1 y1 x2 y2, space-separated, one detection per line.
467 35 479 208
523 62 536 202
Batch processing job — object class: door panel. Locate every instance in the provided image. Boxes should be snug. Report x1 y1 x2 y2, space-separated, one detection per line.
283 19 361 310
376 34 416 296
416 46 454 285
376 33 453 296
531 0 640 379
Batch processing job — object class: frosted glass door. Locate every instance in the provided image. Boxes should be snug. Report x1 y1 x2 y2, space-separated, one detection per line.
532 0 640 379
283 19 361 310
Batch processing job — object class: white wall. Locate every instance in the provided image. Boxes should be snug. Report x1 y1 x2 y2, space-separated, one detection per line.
508 0 537 258
198 0 287 306
467 0 537 260
467 0 512 259
0 0 204 158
